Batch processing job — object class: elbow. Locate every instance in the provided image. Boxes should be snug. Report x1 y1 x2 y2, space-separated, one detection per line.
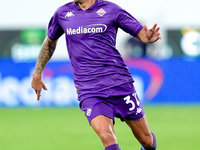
46 36 58 43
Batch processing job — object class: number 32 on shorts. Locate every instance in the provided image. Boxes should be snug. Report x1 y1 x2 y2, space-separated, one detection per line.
123 93 140 111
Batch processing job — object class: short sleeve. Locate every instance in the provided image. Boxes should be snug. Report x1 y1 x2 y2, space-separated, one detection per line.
113 6 143 37
48 8 64 40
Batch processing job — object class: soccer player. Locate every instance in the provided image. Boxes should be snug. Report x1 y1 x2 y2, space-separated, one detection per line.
31 0 161 150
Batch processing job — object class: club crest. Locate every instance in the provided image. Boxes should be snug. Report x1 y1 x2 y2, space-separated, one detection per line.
86 108 92 116
97 8 106 17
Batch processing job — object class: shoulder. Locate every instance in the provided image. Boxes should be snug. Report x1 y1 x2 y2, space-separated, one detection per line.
60 2 74 9
54 2 74 14
98 0 123 16
99 0 121 9
98 0 124 21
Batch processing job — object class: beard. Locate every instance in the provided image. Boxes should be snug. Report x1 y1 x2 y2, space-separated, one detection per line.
74 0 85 4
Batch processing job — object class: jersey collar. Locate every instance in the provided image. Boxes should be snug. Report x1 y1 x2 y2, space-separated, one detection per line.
73 0 101 11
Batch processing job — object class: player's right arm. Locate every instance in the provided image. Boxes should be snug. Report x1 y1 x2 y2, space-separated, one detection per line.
31 37 57 101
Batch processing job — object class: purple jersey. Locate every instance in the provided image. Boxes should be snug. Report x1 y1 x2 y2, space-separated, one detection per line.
48 0 143 101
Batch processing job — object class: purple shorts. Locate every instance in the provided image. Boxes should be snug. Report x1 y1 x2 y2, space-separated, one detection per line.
80 92 145 124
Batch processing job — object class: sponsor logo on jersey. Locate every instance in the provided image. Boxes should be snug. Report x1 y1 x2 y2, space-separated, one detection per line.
97 8 106 17
65 11 74 17
66 24 107 35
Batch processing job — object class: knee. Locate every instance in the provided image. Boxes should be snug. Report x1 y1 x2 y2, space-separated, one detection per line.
140 133 153 147
99 130 117 143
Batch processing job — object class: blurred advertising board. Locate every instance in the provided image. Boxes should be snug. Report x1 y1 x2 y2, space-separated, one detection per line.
0 60 77 107
0 57 200 107
126 57 200 104
0 28 46 61
167 28 200 57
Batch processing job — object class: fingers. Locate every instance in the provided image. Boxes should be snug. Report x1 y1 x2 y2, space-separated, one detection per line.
43 84 48 91
155 26 160 32
152 23 162 40
143 24 148 31
37 90 41 101
32 79 47 101
144 23 160 33
151 23 160 32
35 84 48 101
152 23 157 30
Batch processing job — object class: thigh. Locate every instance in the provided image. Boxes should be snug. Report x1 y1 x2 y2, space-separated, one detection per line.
80 97 115 124
90 115 114 134
124 115 152 142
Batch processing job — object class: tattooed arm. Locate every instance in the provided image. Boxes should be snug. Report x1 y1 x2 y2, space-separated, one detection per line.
31 37 57 101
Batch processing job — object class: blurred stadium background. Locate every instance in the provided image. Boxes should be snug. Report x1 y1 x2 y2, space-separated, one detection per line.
0 0 200 149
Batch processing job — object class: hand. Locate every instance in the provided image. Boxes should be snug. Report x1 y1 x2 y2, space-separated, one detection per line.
143 23 161 43
31 74 48 101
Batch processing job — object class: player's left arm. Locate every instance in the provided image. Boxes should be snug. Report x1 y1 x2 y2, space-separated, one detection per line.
136 23 161 43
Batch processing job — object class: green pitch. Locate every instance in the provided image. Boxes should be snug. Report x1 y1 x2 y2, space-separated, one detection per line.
0 106 199 150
